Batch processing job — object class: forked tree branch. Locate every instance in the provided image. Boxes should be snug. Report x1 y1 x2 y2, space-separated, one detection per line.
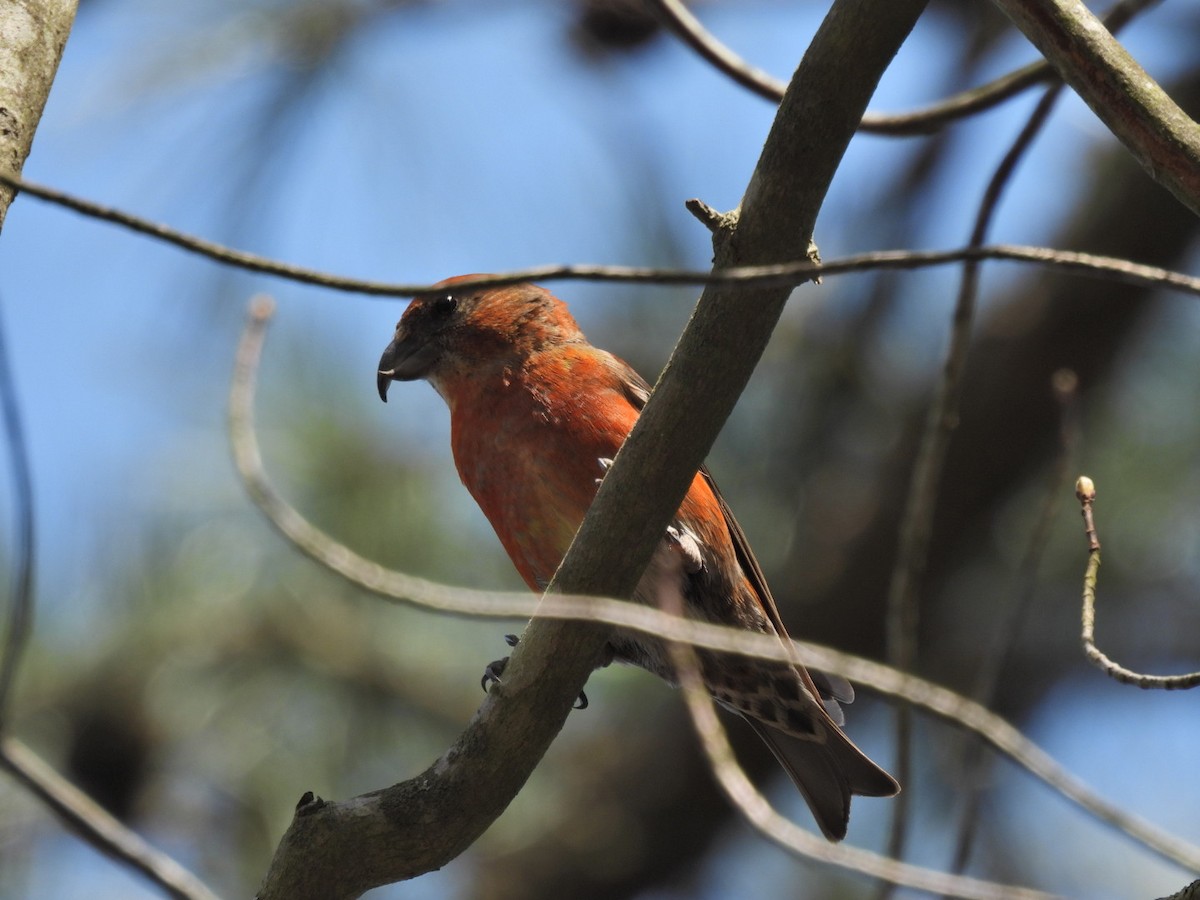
257 2 931 895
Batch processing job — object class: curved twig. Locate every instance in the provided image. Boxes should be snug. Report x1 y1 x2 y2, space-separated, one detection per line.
949 369 1081 876
862 63 1052 135
882 74 1069 877
666 631 1060 900
230 298 1200 874
645 0 1157 135
0 299 35 727
644 0 787 102
1075 477 1200 689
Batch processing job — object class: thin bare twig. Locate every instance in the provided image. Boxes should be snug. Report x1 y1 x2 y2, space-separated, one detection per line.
807 638 1200 874
866 0 1156 136
231 297 1200 874
0 737 221 900
882 62 1069 881
862 63 1052 135
645 0 1047 131
948 369 1080 881
3 173 1200 300
643 0 787 102
1076 477 1200 689
0 299 35 727
644 0 1158 135
665 631 1061 900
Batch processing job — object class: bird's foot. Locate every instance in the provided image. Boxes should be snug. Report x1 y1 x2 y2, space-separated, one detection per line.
481 634 589 710
480 633 520 694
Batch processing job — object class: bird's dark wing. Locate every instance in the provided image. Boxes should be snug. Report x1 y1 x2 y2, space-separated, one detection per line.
612 356 853 723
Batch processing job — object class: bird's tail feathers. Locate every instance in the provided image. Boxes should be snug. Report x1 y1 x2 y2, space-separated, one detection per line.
743 717 899 842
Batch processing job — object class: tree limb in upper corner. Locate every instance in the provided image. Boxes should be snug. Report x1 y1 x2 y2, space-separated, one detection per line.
993 0 1200 215
0 0 78 231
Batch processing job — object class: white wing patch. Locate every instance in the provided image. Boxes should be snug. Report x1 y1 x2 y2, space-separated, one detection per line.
636 522 706 624
665 524 705 575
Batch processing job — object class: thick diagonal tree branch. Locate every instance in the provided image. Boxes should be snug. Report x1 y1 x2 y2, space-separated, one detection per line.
994 0 1200 215
257 1 929 897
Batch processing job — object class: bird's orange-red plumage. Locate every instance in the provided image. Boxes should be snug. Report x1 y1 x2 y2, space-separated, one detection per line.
450 342 641 589
378 277 898 840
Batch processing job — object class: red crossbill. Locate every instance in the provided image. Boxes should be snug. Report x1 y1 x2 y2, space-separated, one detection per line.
377 276 898 840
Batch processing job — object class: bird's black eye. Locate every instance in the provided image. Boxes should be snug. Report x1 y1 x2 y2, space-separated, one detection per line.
430 294 458 318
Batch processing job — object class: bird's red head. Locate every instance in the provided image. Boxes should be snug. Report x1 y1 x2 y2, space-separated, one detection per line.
377 277 584 402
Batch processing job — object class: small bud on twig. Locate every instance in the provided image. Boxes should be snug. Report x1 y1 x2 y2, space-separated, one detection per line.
1074 472 1200 690
1074 475 1095 504
1051 367 1078 402
1075 475 1099 552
